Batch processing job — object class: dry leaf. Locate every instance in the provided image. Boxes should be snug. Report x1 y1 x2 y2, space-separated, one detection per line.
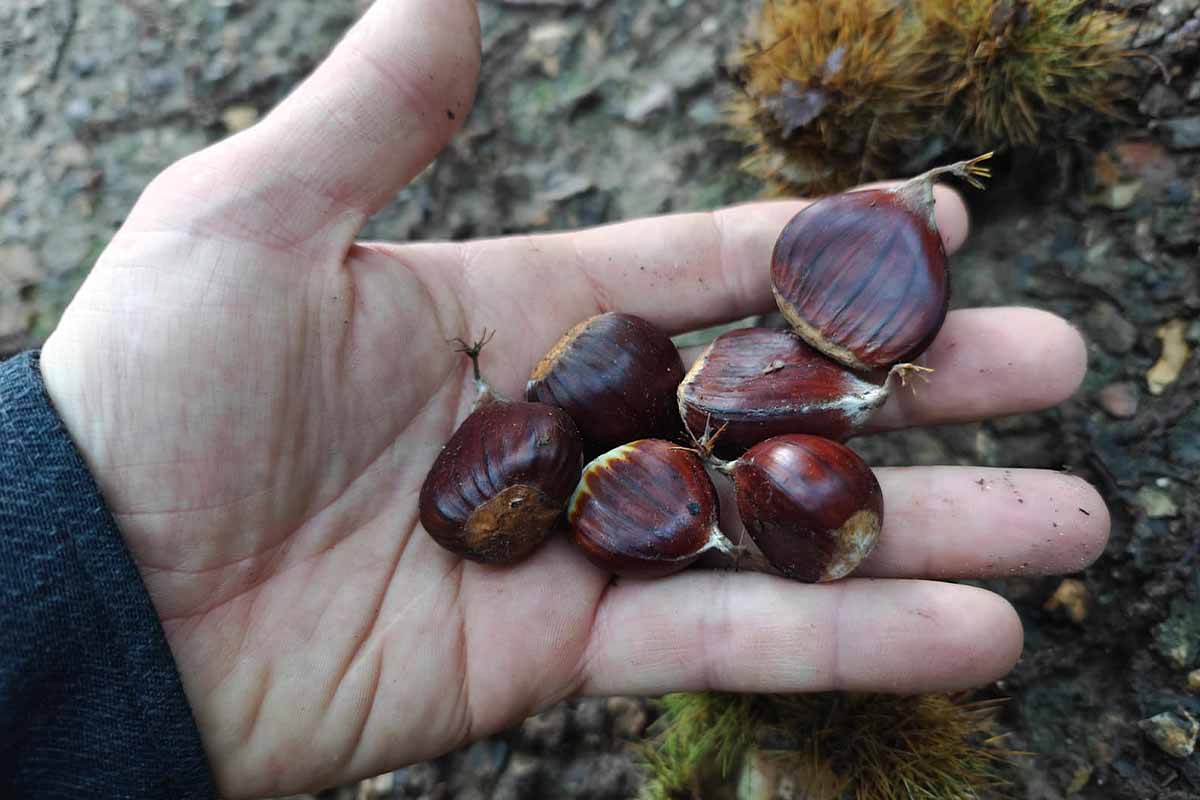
1044 578 1088 624
1146 318 1189 396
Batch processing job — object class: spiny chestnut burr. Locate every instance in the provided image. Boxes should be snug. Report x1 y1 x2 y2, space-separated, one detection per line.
678 327 910 457
419 333 584 565
527 313 685 455
771 153 993 370
568 439 732 578
720 434 882 583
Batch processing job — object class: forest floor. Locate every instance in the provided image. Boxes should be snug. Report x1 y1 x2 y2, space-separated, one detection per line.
2 0 1198 798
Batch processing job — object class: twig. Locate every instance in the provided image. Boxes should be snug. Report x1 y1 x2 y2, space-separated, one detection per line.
49 0 79 82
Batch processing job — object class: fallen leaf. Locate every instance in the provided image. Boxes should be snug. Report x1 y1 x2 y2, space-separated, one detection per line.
1044 578 1088 624
1146 318 1189 395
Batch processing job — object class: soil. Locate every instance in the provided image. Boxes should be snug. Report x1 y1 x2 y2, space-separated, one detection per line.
2 0 1198 798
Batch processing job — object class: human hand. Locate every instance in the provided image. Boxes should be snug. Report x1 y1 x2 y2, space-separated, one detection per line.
38 0 1109 796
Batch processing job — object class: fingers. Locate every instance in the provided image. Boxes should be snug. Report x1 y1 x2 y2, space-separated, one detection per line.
475 184 968 336
131 0 479 249
865 307 1088 430
578 574 1022 696
852 467 1107 578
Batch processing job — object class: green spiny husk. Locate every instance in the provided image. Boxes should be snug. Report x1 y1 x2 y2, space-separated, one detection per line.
641 692 1017 800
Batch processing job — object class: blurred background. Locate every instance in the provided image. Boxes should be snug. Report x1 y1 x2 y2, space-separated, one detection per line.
2 0 1198 798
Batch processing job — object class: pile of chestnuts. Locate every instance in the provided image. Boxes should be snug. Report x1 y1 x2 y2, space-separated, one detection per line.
419 154 992 582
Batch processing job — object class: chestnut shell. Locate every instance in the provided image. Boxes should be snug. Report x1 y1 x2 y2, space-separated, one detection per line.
677 327 889 456
771 189 949 370
729 434 882 583
419 400 583 564
568 439 722 578
527 313 684 455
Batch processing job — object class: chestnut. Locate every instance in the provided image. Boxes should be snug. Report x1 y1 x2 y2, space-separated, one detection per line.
677 327 895 456
527 312 684 455
568 439 732 578
419 333 584 565
771 153 992 370
720 434 882 583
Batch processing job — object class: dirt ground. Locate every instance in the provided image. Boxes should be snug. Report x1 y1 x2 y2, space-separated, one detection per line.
2 0 1198 798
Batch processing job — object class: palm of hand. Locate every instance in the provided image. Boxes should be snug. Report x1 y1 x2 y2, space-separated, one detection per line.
37 2 1108 797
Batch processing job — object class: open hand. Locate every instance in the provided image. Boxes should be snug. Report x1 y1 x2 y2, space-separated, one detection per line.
39 1 1109 796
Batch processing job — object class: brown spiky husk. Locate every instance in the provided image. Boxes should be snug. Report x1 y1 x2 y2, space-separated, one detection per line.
919 0 1136 146
728 0 1137 196
728 0 943 196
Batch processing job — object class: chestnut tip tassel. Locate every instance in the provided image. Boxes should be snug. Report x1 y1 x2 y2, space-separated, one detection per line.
721 434 883 583
568 439 732 578
771 153 992 371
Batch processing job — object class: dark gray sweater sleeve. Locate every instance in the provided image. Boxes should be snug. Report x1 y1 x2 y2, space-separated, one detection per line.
0 351 216 799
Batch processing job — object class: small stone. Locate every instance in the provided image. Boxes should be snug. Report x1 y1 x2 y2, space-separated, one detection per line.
140 66 178 97
221 104 259 133
606 696 648 739
52 142 90 170
355 772 395 799
14 72 38 96
492 754 541 800
1097 382 1138 419
1187 320 1200 345
1136 486 1178 519
561 753 643 799
519 705 568 751
1084 302 1137 354
1156 115 1200 150
463 738 508 781
1138 710 1198 758
1154 597 1200 669
394 761 440 794
573 698 608 736
0 244 45 290
0 301 34 341
1044 578 1089 624
1139 83 1184 117
1187 670 1200 694
1095 181 1141 210
625 82 674 123
64 97 93 126
70 54 98 77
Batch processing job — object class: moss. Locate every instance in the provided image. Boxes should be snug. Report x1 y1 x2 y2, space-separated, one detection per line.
641 692 1015 800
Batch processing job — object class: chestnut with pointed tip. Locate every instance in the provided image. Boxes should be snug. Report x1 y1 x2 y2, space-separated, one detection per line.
527 313 684 455
678 327 896 456
721 434 883 583
772 153 992 370
419 333 584 565
568 439 732 578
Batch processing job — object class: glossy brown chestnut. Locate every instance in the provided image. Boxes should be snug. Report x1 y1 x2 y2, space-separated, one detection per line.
420 333 584 565
771 154 992 370
678 327 892 456
568 439 731 578
527 312 685 455
420 401 583 564
723 434 882 583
